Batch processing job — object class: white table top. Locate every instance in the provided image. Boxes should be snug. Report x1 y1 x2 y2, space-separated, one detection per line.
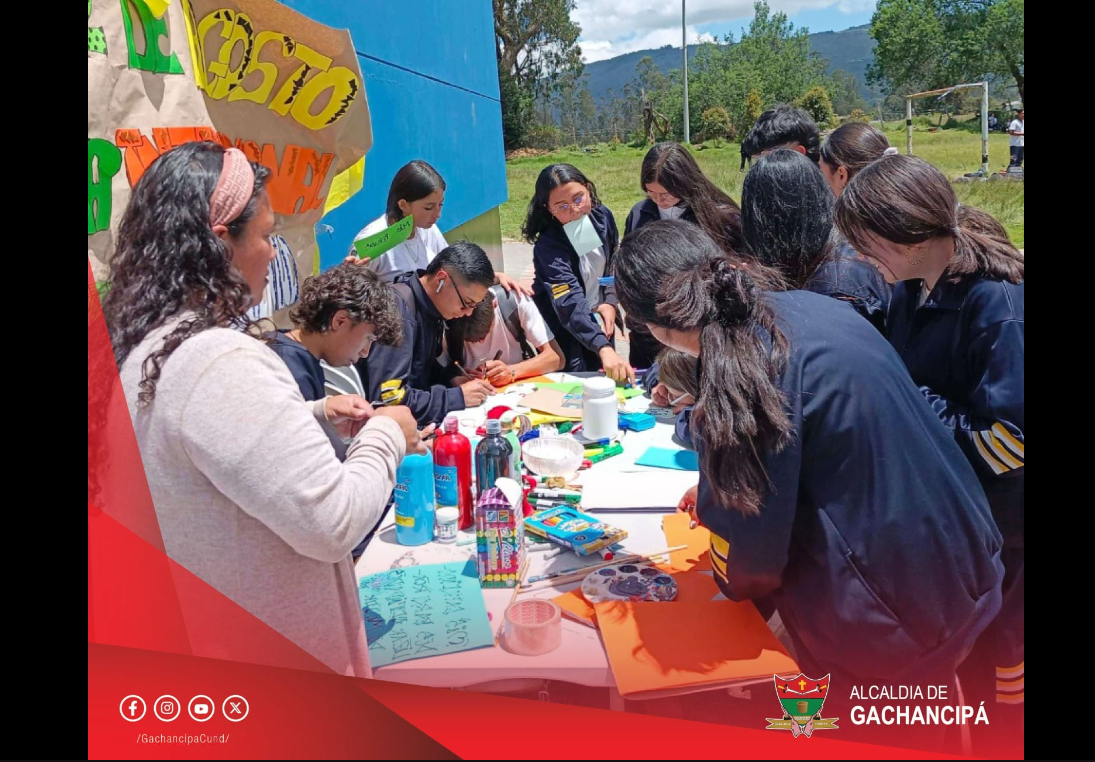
355 373 703 689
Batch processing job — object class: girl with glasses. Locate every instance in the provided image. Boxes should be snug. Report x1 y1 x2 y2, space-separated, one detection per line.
522 163 633 383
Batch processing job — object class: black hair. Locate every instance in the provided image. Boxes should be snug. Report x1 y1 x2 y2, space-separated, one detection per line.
386 160 446 223
446 291 497 352
616 220 792 514
426 240 496 288
521 163 601 243
743 104 821 164
741 149 836 287
290 262 402 344
102 141 271 404
640 142 745 254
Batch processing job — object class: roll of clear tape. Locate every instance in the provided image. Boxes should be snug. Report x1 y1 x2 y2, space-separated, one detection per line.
504 599 562 655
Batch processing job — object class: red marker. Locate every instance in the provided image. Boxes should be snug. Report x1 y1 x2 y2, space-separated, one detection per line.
598 547 615 560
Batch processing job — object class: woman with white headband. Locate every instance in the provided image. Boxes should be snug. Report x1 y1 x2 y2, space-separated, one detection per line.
103 142 427 677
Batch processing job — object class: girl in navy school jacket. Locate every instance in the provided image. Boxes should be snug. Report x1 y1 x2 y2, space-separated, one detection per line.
524 164 633 383
623 143 747 368
835 154 1024 722
616 219 1004 693
741 148 890 333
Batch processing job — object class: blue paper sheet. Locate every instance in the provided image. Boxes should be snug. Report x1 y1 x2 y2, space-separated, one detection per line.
358 559 492 667
635 446 700 471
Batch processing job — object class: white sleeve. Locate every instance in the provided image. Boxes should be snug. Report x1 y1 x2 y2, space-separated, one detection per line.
179 345 405 563
426 226 449 262
517 293 554 346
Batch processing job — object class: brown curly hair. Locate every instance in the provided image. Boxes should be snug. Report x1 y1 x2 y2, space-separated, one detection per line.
289 263 403 345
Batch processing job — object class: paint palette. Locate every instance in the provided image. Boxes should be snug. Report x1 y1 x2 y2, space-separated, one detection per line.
580 563 679 603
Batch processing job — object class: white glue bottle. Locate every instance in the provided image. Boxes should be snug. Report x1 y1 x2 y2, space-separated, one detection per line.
581 376 618 441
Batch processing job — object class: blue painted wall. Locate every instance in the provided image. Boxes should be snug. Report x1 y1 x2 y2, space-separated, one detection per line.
280 0 507 269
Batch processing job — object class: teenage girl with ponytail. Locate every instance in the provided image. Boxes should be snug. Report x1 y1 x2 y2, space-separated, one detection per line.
819 121 895 197
615 219 1004 694
835 154 1024 729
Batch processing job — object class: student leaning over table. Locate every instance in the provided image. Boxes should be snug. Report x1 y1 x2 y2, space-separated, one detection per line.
615 219 1004 694
444 286 565 387
740 149 890 334
267 262 406 458
836 154 1024 732
103 142 427 677
361 242 498 425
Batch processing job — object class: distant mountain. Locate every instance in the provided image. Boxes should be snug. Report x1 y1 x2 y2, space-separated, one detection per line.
581 24 878 103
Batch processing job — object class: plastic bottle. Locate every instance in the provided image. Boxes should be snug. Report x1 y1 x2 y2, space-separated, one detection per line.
393 450 435 546
582 376 618 441
499 411 523 478
433 414 474 530
475 419 513 501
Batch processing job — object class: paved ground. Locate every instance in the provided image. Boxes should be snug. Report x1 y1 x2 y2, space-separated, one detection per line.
502 241 631 363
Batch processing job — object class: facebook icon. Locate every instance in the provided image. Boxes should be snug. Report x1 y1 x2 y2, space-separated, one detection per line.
119 695 146 721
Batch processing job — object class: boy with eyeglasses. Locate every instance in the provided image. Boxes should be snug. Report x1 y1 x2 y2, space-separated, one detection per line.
362 241 498 425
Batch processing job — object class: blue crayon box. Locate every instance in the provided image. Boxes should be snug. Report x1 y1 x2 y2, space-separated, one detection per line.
524 506 628 556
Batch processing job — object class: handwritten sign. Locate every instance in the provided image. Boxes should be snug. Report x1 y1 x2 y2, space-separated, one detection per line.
88 0 372 290
353 215 414 261
357 560 492 667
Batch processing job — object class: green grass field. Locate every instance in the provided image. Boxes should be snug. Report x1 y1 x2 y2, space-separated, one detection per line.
501 127 1024 248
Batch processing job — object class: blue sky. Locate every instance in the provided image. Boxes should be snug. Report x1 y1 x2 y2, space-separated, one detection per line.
576 1 878 63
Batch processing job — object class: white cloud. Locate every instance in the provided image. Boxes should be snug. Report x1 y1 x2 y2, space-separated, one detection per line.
581 27 717 64
575 0 873 62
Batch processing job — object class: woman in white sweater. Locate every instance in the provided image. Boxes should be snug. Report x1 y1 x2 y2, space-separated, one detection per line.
102 142 425 677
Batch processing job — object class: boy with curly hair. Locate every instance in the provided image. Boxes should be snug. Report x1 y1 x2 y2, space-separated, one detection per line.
268 263 403 402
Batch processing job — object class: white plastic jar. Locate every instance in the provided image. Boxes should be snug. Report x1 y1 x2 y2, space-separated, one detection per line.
434 506 459 543
582 376 618 441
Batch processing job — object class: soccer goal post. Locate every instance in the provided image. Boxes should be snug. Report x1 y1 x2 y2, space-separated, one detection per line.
906 81 990 175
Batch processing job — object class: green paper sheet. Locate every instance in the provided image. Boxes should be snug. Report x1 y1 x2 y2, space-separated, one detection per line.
353 215 414 261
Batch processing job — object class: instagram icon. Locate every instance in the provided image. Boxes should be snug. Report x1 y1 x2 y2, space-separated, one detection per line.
154 695 181 722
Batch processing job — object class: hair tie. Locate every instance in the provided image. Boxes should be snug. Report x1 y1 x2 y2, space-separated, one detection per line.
883 146 899 156
209 148 255 228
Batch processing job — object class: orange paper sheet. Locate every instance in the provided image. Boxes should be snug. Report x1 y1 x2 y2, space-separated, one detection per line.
552 589 597 626
661 512 711 572
594 600 798 698
666 569 721 602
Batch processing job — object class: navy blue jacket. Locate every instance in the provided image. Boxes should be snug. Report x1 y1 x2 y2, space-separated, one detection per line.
267 331 325 401
804 242 891 333
624 198 746 253
360 271 464 425
624 198 696 235
694 290 1003 681
888 275 1024 548
532 204 620 358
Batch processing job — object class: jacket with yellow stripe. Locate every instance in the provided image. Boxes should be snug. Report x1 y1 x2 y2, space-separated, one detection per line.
694 290 1003 681
888 275 1024 548
531 204 621 367
359 271 464 426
